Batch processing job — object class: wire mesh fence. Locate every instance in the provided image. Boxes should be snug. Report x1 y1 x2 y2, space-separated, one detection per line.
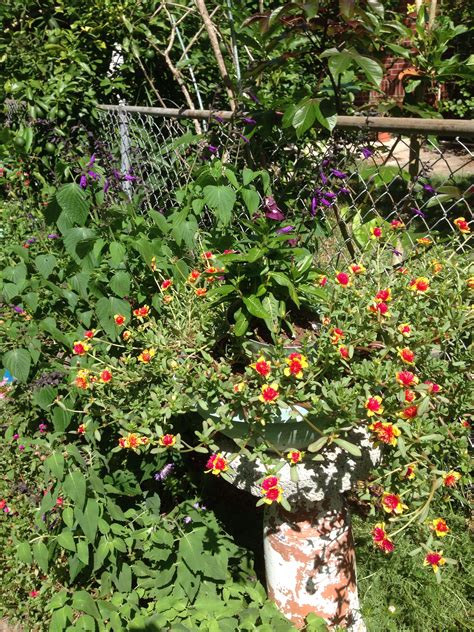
96 104 473 269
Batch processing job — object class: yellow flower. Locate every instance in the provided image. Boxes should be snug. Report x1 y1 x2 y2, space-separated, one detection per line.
138 348 156 363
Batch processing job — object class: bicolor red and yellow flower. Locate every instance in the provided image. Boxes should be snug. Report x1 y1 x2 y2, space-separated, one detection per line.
396 370 418 387
251 356 271 377
287 449 304 465
417 237 432 246
375 288 392 303
409 277 430 293
99 369 112 383
114 314 126 326
369 301 389 316
349 263 366 275
159 434 176 447
118 433 148 450
330 327 344 345
364 396 384 417
431 260 443 274
260 476 283 505
138 348 156 363
424 551 445 573
133 305 150 320
259 383 280 404
335 271 351 287
75 369 90 390
390 219 405 230
382 492 407 515
403 464 416 480
338 345 350 359
195 288 207 297
454 217 470 234
370 226 382 239
205 453 228 476
73 341 91 356
161 279 172 291
442 471 461 487
371 523 395 553
369 421 401 446
398 405 418 420
431 518 449 538
398 347 415 365
188 270 201 284
424 380 441 394
84 329 95 339
398 323 412 336
284 353 308 379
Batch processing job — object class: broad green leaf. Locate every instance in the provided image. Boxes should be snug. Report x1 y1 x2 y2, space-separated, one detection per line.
110 271 131 297
234 309 249 336
63 227 96 261
78 498 99 542
31 385 57 410
77 541 89 565
56 183 89 226
45 452 65 481
109 242 126 265
72 591 100 619
35 254 57 279
17 542 33 564
33 541 49 573
242 295 271 320
3 348 31 382
57 530 76 552
241 188 260 214
117 562 132 593
63 470 86 511
203 185 236 225
292 98 319 137
45 590 68 612
333 437 362 457
351 52 383 87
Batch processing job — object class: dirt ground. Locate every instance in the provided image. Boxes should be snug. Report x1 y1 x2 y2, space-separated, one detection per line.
377 136 474 179
0 621 22 632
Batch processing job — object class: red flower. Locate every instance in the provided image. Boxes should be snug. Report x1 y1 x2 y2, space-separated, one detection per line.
391 219 405 230
188 270 201 284
398 323 411 336
431 518 449 538
403 465 416 480
408 277 430 293
335 271 351 287
287 450 304 464
114 314 126 326
202 251 214 260
56 497 64 506
364 396 384 417
262 486 283 504
73 341 90 356
371 523 394 553
349 263 366 275
454 217 470 234
396 370 418 387
443 471 461 487
195 288 207 297
161 279 172 290
424 380 441 394
84 329 95 339
100 369 112 383
284 353 308 379
78 424 86 434
29 590 39 598
319 275 328 286
338 345 350 359
0 500 6 509
369 421 401 446
159 434 176 447
398 347 415 365
330 327 344 344
382 492 407 514
370 226 382 239
133 305 150 319
404 389 416 403
424 551 445 573
259 383 279 403
251 356 271 377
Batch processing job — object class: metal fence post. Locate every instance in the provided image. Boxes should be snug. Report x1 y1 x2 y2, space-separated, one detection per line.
118 100 132 199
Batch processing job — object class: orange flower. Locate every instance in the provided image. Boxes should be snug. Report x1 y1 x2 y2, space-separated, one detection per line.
74 369 90 390
375 288 392 303
161 279 172 290
195 288 207 297
350 263 366 275
417 237 432 246
251 356 271 377
382 492 407 515
369 421 401 446
398 347 415 365
163 294 173 304
99 369 112 383
442 471 461 487
84 329 95 339
424 551 445 573
114 314 126 326
330 327 344 344
364 396 384 417
390 219 405 230
138 348 156 363
284 353 308 379
259 383 279 404
118 433 144 450
370 226 383 239
205 453 228 475
431 518 449 538
133 305 150 320
159 434 176 447
233 382 246 393
454 217 470 234
287 449 304 465
335 271 351 287
188 269 201 284
398 323 411 336
467 277 474 289
409 277 430 293
73 341 91 356
431 260 443 274
396 370 418 387
371 523 395 553
338 345 350 359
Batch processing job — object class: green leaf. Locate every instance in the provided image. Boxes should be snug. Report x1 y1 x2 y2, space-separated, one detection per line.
72 591 100 619
241 188 260 214
333 438 362 457
78 498 99 542
17 542 33 564
234 309 249 336
110 271 131 297
77 541 89 565
117 562 132 593
242 295 271 320
351 52 383 87
35 254 57 279
292 98 319 137
63 227 96 261
45 590 68 612
57 530 76 552
3 348 31 382
203 185 236 225
56 183 89 226
109 242 126 265
307 437 328 453
45 452 65 481
33 541 49 573
32 385 57 410
63 470 86 511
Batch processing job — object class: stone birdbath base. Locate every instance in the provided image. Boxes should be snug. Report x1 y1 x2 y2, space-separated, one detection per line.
219 428 380 630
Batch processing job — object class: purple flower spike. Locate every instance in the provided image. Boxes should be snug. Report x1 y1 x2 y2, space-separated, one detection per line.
88 170 100 181
13 306 25 314
26 238 37 244
237 132 250 144
264 196 285 221
242 117 257 125
47 233 59 240
154 463 174 482
392 248 402 256
207 145 218 154
276 225 295 234
321 198 334 207
246 91 260 104
361 147 373 159
338 187 350 195
320 173 328 185
331 169 347 179
423 183 436 193
213 114 224 123
123 172 137 182
103 179 110 193
411 207 426 218
324 191 337 199
79 174 87 189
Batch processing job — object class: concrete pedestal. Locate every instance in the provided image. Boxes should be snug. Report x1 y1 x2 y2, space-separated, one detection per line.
220 428 379 630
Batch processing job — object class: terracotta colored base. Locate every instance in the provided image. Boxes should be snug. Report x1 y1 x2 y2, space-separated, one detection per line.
263 498 365 630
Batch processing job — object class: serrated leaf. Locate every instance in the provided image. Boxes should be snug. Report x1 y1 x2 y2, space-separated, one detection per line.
56 183 89 225
203 185 236 225
35 254 57 279
3 348 31 382
110 271 131 297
